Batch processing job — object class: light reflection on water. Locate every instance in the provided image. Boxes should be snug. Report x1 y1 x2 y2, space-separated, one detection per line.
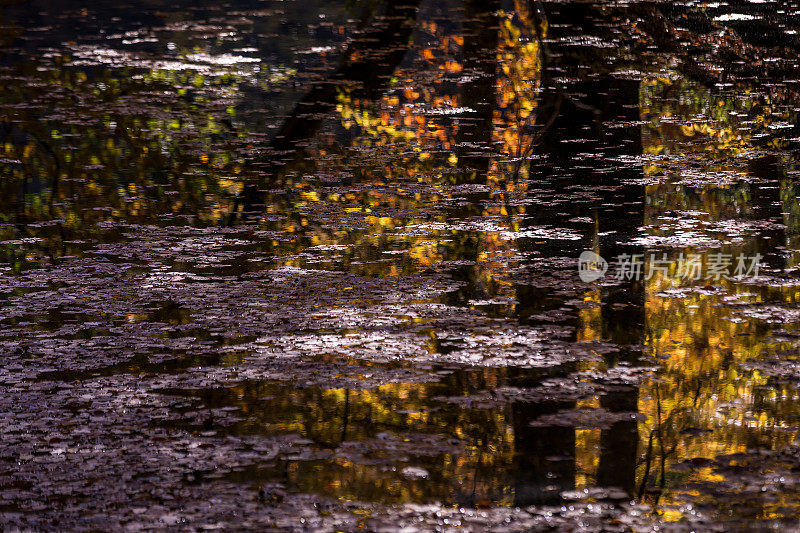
3 0 800 527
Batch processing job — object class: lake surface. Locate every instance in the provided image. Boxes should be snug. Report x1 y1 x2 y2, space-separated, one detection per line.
3 0 800 529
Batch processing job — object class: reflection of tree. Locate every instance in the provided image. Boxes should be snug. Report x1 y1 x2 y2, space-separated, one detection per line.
0 59 253 268
190 373 521 505
512 396 575 505
454 0 499 184
6 0 800 514
632 2 800 87
635 76 800 509
234 0 423 218
511 0 648 499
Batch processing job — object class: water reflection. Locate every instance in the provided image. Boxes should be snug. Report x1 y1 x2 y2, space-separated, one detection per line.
3 0 800 528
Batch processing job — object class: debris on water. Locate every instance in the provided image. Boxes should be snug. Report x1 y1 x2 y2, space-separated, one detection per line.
3 0 800 529
401 466 429 480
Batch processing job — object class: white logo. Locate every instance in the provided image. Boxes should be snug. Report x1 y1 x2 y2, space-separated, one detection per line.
578 251 608 282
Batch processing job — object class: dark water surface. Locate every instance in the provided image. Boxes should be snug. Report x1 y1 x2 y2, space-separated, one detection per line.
3 0 800 530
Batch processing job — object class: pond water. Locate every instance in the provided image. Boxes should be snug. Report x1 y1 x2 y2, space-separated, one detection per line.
3 0 800 530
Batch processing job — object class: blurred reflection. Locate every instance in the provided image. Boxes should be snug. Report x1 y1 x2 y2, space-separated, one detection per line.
3 0 800 521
